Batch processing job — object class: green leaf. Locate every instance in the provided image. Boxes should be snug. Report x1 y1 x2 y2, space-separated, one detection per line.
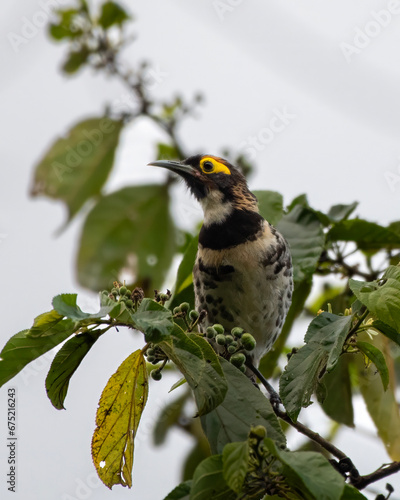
372 320 400 347
52 293 120 321
98 1 130 29
46 330 101 409
354 332 400 460
305 313 353 372
168 235 198 311
0 325 75 387
48 9 83 40
132 299 174 343
91 349 148 488
77 184 177 292
350 266 400 332
31 117 123 222
201 359 285 454
340 484 368 499
327 202 358 222
253 190 283 226
319 355 354 427
27 309 65 338
277 204 325 284
164 481 192 500
156 143 180 161
190 455 235 500
160 327 227 416
264 438 345 500
356 341 389 391
280 313 352 421
328 220 400 251
182 442 210 482
222 441 249 494
153 392 188 446
62 48 90 74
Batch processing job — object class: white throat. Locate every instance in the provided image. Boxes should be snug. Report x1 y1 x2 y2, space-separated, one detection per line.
200 190 233 226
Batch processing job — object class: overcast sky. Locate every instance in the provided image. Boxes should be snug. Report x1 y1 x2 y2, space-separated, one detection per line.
1 1 400 499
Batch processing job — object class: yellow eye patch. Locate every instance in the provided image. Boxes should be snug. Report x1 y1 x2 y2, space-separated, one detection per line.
200 156 231 175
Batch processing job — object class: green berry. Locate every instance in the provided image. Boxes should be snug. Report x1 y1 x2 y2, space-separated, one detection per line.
189 310 199 321
147 355 155 362
119 286 128 295
151 370 162 381
239 365 246 373
147 348 155 356
251 425 266 439
213 324 224 334
225 335 234 344
241 333 256 351
230 341 238 349
231 327 244 338
231 353 246 367
215 334 226 345
102 290 109 295
227 344 237 354
111 288 119 296
173 306 181 315
180 302 190 313
206 327 217 339
125 299 133 308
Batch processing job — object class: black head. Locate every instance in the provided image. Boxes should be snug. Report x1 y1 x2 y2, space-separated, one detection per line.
149 154 257 211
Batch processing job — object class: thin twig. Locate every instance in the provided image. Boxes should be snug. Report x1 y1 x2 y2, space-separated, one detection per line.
351 461 400 490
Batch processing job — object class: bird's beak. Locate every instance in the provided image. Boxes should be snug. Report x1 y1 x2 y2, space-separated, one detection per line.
148 160 196 177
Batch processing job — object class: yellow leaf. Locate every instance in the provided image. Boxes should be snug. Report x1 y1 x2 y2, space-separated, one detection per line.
91 350 148 488
355 332 400 460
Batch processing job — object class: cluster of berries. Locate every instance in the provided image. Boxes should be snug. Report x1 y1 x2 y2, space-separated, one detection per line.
104 282 144 309
205 324 256 372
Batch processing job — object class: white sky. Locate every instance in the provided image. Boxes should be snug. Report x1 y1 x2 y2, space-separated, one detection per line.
1 1 400 499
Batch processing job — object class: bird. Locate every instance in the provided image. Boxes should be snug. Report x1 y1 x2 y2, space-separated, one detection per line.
149 154 293 394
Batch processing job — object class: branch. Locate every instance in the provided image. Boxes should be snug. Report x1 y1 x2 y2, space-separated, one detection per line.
351 461 400 490
273 407 347 462
318 252 380 282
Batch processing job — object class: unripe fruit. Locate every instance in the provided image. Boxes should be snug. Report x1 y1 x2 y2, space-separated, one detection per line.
147 348 155 356
251 425 266 439
231 353 246 367
180 302 190 313
227 344 237 354
213 324 224 334
225 335 234 344
239 365 246 373
147 355 155 362
189 310 199 321
206 327 217 339
173 307 181 315
119 286 128 295
151 370 162 381
241 333 256 351
230 341 238 349
111 288 119 296
125 299 133 308
231 327 244 338
215 334 226 345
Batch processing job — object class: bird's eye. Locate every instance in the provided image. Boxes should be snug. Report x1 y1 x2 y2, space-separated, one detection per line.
202 161 214 173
